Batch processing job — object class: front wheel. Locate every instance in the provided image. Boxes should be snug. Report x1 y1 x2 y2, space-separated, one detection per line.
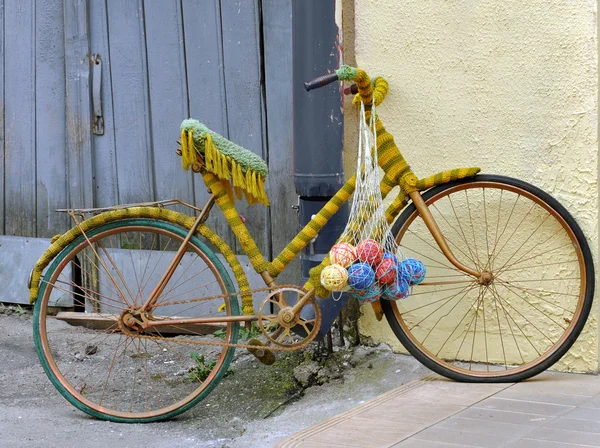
33 218 239 422
383 175 594 382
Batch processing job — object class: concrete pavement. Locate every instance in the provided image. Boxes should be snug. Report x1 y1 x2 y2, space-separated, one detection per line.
276 371 600 447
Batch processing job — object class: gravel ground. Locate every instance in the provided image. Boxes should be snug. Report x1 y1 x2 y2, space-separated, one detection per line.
0 307 429 448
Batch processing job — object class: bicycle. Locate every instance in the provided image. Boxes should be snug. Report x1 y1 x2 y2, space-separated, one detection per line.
29 65 594 423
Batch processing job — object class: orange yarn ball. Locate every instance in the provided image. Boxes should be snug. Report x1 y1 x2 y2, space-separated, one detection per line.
320 264 349 291
330 242 358 268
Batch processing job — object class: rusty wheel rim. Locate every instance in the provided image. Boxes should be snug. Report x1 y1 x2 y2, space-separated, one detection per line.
38 224 234 419
391 181 586 378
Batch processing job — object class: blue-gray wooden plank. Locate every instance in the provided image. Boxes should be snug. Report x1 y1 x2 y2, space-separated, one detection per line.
261 0 298 283
106 0 154 204
182 0 234 244
89 0 118 208
0 0 4 235
36 0 68 237
143 0 194 211
0 236 61 305
220 0 269 255
64 0 94 210
5 1 36 236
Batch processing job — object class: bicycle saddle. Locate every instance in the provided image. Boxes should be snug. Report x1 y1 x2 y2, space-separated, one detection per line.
180 119 269 206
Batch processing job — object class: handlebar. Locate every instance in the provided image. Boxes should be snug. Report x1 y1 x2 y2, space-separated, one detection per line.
304 73 359 95
304 65 387 106
304 72 339 91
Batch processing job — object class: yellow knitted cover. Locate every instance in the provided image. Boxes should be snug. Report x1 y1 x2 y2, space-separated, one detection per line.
303 67 481 301
29 207 256 316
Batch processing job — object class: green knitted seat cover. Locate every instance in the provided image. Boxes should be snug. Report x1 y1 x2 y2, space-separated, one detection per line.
181 119 268 176
180 119 270 206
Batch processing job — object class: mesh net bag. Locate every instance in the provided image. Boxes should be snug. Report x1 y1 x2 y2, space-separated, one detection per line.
320 102 425 302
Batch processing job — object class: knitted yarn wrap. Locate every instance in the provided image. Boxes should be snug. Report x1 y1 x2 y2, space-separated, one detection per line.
330 101 406 299
180 119 269 206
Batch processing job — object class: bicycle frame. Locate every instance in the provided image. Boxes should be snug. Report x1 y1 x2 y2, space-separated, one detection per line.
135 171 481 333
136 67 483 330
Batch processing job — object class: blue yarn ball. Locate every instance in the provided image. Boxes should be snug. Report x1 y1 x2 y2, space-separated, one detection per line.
383 277 410 300
401 258 426 285
352 283 382 303
347 262 375 290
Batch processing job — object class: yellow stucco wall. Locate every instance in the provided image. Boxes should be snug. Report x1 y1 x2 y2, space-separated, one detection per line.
351 1 599 372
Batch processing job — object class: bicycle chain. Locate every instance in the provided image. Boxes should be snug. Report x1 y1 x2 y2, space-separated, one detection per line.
124 329 313 352
152 284 302 308
143 284 316 351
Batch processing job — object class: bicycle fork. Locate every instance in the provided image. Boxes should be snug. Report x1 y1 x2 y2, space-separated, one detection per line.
408 190 492 285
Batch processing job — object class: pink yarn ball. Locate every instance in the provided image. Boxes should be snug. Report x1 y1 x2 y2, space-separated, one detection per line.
330 242 358 268
356 239 383 266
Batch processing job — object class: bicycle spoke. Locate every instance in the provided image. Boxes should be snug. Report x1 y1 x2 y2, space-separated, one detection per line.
491 285 555 346
499 281 568 331
464 189 483 270
493 212 552 276
491 284 527 363
483 189 491 270
434 290 482 358
495 238 574 277
402 284 477 313
447 195 480 268
490 192 519 271
469 287 484 370
97 240 137 306
407 284 474 331
429 204 479 266
420 284 478 345
490 200 536 269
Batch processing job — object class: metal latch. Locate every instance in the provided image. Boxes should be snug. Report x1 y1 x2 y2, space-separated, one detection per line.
91 54 104 135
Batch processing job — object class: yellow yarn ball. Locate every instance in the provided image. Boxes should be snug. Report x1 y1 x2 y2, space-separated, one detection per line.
320 264 349 292
330 242 358 268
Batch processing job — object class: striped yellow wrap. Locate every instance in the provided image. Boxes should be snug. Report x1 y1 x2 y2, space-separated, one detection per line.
202 171 270 275
28 207 256 316
303 68 480 299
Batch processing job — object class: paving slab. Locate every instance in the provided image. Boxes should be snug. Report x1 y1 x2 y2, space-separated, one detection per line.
274 375 512 447
523 427 600 447
275 371 600 448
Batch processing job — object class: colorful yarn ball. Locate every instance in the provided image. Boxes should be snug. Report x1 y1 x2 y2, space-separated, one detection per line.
401 258 426 285
320 264 349 291
347 262 375 290
383 252 399 265
330 242 358 268
383 277 410 301
356 239 384 266
352 283 382 303
375 258 397 285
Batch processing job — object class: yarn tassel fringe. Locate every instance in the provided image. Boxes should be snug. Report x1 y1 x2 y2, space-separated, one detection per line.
180 129 269 206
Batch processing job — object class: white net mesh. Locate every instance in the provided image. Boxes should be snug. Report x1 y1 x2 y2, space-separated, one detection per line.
320 102 424 302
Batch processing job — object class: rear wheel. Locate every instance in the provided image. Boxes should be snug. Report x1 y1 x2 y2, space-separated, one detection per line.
33 219 239 422
383 175 594 382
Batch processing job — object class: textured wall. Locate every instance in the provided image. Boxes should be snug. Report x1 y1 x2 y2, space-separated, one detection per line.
352 0 598 372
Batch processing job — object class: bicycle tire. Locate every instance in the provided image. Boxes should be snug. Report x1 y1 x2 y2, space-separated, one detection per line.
33 218 239 422
382 174 594 382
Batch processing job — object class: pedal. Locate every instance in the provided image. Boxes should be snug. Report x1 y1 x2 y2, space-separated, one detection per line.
247 338 276 365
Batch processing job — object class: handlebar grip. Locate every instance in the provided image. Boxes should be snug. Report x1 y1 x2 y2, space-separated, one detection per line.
343 84 359 95
304 72 339 91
